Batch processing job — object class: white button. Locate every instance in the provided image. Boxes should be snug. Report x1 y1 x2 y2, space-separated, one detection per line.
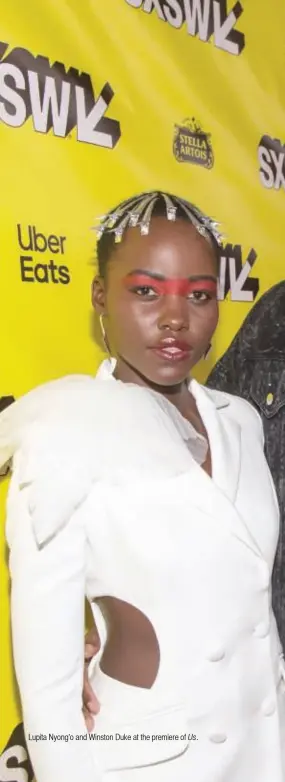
209 732 227 743
253 621 270 638
261 698 276 717
207 647 225 662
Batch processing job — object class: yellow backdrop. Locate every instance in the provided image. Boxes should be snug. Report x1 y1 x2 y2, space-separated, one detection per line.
0 1 284 778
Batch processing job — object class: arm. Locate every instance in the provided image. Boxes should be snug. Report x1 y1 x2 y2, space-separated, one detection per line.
6 458 100 782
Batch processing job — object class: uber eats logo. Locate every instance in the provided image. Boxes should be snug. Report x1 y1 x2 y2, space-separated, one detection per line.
0 42 121 147
17 224 71 284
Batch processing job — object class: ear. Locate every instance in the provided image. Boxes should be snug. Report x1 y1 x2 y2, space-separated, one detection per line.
91 276 106 315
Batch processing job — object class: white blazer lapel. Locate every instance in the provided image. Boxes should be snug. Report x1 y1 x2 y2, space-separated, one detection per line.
189 380 263 559
97 362 263 560
190 380 241 504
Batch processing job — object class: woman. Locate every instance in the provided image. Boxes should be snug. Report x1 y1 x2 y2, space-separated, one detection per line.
1 191 284 782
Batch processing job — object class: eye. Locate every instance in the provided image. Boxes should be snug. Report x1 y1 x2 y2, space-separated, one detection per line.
130 285 158 299
188 290 215 303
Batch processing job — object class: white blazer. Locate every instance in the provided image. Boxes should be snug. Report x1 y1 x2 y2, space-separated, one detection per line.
1 359 285 782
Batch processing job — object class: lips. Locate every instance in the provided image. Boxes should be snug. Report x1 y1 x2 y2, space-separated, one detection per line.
150 339 193 363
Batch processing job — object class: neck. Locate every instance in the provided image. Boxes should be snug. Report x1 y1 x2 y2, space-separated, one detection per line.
113 356 195 412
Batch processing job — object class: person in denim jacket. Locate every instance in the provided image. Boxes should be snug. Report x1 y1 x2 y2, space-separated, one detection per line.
206 281 285 652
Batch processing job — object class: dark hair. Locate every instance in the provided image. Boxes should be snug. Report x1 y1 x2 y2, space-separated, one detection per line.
96 191 221 278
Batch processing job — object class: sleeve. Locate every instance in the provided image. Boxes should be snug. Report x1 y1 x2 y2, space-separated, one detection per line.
240 395 265 448
206 291 274 395
6 458 101 782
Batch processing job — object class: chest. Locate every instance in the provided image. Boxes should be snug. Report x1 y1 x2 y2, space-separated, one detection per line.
84 421 279 597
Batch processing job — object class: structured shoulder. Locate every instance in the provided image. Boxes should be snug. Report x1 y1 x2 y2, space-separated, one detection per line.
218 390 263 440
1 372 207 466
1 374 106 548
3 374 199 548
204 384 263 435
0 374 99 467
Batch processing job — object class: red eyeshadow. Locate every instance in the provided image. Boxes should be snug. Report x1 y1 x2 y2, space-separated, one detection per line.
123 274 217 297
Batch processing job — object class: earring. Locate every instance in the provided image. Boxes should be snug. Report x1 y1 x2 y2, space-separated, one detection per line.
204 343 212 359
99 314 110 355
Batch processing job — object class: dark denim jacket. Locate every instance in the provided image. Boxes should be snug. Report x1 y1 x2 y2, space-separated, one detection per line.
207 282 285 651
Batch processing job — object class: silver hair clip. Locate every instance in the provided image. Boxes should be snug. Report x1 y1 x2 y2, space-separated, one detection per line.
93 192 224 247
177 196 223 245
178 201 208 238
114 213 131 243
140 195 158 235
106 213 120 229
167 206 177 221
93 213 117 237
140 223 150 235
129 212 140 227
210 224 224 245
95 225 104 239
197 225 208 239
161 193 178 222
163 193 223 246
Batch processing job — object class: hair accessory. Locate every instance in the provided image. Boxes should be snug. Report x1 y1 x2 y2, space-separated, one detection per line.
93 191 224 247
161 193 177 222
140 194 159 235
197 225 207 238
95 226 104 239
167 206 177 221
114 212 133 243
129 211 140 227
107 213 120 228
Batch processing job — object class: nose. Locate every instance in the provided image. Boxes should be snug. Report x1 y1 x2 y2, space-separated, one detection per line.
157 295 189 332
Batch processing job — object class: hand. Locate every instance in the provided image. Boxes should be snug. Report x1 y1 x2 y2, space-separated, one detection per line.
83 626 101 732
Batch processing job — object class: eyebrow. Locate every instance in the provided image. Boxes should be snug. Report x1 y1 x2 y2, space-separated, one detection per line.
125 269 217 282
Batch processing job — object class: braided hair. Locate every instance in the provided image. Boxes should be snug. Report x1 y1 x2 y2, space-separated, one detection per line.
95 191 223 278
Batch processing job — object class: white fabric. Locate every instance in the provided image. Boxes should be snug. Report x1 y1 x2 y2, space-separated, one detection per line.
2 359 285 782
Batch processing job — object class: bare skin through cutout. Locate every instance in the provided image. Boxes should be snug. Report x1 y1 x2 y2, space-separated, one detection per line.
92 597 160 689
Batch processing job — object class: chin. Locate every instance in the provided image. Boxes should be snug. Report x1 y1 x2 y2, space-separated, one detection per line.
144 362 193 388
120 354 194 389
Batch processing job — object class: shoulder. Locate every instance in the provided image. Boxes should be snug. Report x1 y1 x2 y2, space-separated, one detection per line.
0 374 94 465
3 375 195 548
0 373 131 462
3 374 120 549
236 282 285 331
251 281 285 314
205 385 263 439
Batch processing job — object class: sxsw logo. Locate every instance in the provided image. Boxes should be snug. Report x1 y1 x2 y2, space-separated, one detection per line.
0 42 121 148
218 245 259 302
0 722 34 782
258 135 285 191
125 0 245 56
